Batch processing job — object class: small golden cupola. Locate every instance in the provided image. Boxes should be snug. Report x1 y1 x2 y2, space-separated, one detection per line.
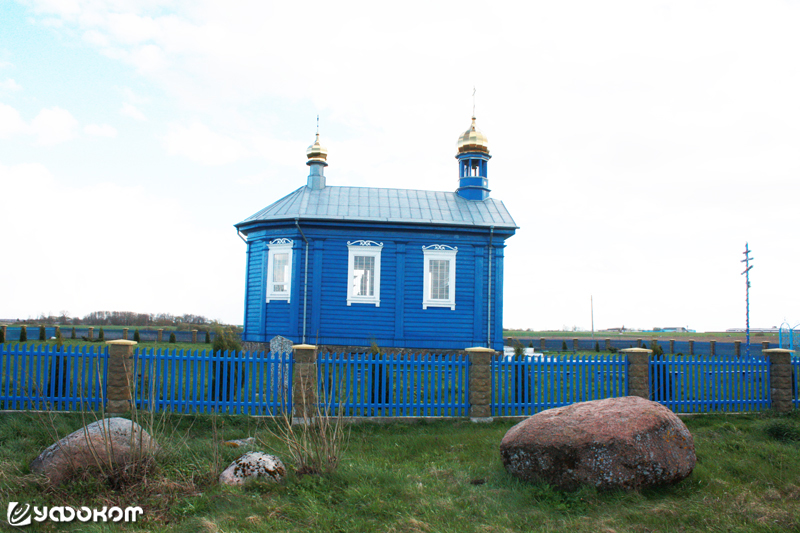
457 116 490 155
455 116 492 200
306 132 328 163
306 121 328 190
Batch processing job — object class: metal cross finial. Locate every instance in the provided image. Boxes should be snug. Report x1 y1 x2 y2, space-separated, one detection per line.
472 87 476 118
316 115 319 135
741 242 754 358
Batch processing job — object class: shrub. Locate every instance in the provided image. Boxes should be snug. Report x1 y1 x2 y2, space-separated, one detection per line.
0 327 4 344
513 341 524 357
55 329 63 349
38 325 46 341
19 326 27 343
561 340 568 351
595 341 600 352
169 332 176 344
133 329 140 343
528 340 534 348
650 340 664 356
71 327 76 339
609 346 618 354
205 330 211 344
98 328 105 341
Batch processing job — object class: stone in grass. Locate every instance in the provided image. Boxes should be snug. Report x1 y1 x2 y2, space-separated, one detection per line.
223 437 256 448
30 417 160 486
219 452 286 486
500 396 695 491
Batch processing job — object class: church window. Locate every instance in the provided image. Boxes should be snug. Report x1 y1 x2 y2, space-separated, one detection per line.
347 241 383 306
266 239 293 302
422 245 457 309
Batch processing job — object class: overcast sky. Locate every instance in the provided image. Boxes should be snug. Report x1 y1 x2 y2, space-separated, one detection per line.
1 0 799 332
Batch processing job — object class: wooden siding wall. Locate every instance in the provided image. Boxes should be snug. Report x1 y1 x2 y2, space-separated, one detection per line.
242 223 511 351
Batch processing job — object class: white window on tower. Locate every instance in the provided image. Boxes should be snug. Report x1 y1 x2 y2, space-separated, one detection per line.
347 240 383 306
266 238 293 302
422 245 457 310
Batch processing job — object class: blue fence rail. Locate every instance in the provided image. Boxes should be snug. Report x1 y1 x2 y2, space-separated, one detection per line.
132 349 292 415
316 353 469 417
651 355 770 413
492 354 628 416
0 344 108 411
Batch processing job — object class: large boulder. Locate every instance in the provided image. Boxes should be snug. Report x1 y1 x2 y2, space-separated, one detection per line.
30 417 159 486
219 451 286 486
500 396 695 491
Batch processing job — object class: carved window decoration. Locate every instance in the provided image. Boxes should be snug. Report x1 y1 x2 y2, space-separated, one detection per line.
347 240 383 307
422 245 457 310
266 238 293 302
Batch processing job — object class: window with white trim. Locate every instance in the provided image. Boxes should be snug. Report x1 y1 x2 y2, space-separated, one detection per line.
266 238 293 302
422 245 457 309
347 240 383 306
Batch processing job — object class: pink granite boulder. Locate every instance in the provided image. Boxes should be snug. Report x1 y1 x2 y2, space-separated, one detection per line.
500 396 695 491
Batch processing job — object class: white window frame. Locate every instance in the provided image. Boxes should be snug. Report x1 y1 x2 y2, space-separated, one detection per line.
266 238 293 303
422 245 457 310
347 240 383 307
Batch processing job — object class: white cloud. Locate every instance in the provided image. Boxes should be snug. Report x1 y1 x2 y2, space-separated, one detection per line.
0 79 22 91
0 160 243 322
0 103 29 138
163 122 249 165
30 107 79 145
120 101 146 121
83 123 117 137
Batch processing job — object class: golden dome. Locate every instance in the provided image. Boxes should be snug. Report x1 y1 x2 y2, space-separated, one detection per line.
306 132 328 163
457 117 489 155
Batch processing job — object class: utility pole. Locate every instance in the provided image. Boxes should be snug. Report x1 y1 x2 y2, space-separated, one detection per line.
741 243 753 358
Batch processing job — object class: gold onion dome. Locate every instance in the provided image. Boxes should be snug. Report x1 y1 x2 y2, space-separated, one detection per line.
457 116 490 155
306 132 328 163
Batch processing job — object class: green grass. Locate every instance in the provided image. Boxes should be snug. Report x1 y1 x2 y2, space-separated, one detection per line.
1 410 799 532
504 330 781 341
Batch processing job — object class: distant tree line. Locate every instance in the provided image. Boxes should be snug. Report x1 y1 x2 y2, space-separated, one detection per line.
14 311 228 330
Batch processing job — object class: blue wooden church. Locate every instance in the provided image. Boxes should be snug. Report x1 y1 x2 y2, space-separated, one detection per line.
235 116 517 351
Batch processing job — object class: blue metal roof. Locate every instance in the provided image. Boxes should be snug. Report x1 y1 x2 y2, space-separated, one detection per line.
237 186 517 229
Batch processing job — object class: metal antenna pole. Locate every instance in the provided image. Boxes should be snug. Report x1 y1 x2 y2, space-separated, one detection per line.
740 243 754 358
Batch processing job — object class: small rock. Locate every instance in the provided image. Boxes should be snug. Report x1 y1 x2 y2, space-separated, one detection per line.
223 437 256 448
500 396 695 491
219 451 286 486
30 417 159 486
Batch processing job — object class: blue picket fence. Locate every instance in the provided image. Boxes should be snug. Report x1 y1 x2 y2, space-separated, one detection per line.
132 349 292 415
651 355 770 412
492 354 628 416
316 353 469 417
0 344 108 411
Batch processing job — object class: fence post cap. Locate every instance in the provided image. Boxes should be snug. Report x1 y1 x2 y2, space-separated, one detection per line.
763 348 795 354
620 347 653 354
293 344 317 350
465 346 496 353
106 339 138 346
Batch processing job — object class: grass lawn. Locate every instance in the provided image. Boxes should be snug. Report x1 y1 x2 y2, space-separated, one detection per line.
0 409 799 532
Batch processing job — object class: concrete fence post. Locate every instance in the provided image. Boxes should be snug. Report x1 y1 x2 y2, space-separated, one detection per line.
709 340 716 357
192 330 198 343
1 325 5 341
106 340 137 414
764 349 794 413
122 328 128 340
762 341 770 351
157 329 163 343
734 341 741 357
669 339 675 354
622 348 652 399
87 327 94 341
466 347 495 422
540 338 546 351
605 338 611 351
292 344 318 424
573 338 579 352
688 340 694 355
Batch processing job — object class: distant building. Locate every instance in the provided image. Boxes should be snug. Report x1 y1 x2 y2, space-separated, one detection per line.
235 116 517 351
653 327 689 333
